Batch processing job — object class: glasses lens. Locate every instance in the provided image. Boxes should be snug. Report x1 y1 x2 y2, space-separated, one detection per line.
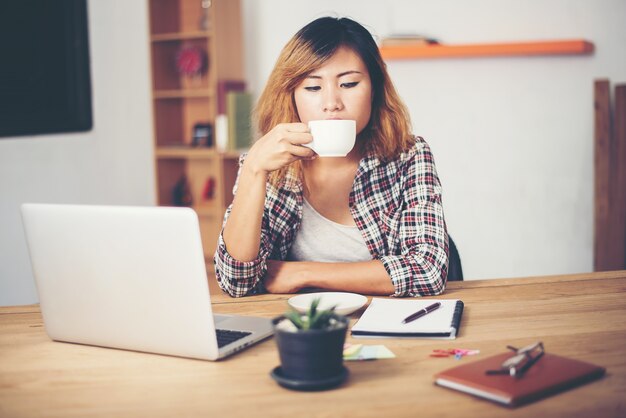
502 353 527 369
517 341 541 355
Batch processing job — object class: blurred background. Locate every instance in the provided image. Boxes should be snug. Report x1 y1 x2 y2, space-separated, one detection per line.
1 0 624 305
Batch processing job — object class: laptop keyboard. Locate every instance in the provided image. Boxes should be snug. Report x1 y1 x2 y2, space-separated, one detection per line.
216 329 252 348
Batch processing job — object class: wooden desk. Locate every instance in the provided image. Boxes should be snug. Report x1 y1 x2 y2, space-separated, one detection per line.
1 272 625 417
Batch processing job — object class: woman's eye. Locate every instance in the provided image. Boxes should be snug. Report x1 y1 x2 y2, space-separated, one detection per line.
341 81 359 88
304 86 321 92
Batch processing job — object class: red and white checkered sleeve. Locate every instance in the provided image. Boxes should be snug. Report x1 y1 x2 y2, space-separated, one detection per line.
379 140 449 297
213 155 268 297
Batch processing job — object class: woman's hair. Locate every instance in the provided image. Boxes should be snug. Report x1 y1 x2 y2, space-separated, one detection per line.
255 17 414 187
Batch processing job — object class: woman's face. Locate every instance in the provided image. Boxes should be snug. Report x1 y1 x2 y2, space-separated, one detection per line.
294 46 372 135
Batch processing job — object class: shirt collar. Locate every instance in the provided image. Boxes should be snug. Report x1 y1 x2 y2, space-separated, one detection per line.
281 168 302 192
280 152 388 193
359 153 383 172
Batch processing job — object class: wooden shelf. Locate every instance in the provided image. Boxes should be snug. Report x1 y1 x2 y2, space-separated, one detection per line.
151 31 211 42
149 0 243 258
156 147 216 159
221 151 242 160
153 89 213 99
195 205 221 217
156 146 241 160
379 39 594 60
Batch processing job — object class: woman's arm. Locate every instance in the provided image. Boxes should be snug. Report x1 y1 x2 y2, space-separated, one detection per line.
265 259 395 295
378 193 448 297
223 123 314 261
378 140 448 296
221 165 268 262
215 123 316 297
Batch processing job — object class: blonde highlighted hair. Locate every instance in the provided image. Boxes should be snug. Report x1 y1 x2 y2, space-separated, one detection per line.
255 17 414 187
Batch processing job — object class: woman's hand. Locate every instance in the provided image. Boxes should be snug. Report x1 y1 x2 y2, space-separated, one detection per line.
243 123 316 175
264 260 308 294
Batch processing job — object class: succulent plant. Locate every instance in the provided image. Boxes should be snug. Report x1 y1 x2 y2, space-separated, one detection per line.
283 297 338 330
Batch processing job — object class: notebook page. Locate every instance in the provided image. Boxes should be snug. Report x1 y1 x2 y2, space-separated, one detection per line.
352 298 460 333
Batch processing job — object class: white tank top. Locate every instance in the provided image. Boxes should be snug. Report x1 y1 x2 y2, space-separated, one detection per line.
286 198 372 262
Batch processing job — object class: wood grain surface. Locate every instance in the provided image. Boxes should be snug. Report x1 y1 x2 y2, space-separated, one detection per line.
1 271 625 417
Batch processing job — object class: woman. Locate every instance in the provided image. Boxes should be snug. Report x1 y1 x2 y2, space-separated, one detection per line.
214 17 448 297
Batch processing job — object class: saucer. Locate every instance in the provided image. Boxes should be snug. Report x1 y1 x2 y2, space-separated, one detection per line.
270 366 349 391
288 292 368 316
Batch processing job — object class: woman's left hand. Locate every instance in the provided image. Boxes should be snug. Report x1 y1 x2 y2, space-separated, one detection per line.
264 260 307 293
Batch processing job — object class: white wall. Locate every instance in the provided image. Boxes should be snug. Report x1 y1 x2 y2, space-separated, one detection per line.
2 0 623 306
0 0 155 305
241 0 626 280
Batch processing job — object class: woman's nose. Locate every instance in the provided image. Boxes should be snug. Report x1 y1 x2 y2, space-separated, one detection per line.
323 88 343 112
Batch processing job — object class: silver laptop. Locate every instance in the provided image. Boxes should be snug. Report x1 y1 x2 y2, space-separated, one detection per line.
21 203 273 361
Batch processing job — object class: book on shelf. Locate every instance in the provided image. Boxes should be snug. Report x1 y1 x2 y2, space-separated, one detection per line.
226 91 252 151
217 80 246 114
215 80 246 151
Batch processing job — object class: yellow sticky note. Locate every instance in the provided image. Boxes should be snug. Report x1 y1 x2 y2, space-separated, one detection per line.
343 344 363 357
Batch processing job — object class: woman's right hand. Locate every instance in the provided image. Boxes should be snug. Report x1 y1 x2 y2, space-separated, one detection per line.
243 123 316 175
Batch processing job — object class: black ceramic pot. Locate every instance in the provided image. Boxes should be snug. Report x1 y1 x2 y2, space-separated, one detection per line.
272 315 348 381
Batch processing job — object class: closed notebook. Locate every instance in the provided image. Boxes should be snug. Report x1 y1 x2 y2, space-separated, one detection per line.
434 352 606 407
351 299 464 339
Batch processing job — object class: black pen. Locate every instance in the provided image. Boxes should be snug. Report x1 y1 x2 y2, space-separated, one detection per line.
402 302 441 324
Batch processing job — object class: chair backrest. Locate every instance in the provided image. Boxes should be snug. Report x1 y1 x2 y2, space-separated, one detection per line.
447 235 464 281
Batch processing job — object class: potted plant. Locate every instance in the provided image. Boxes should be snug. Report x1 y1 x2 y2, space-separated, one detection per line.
271 298 349 391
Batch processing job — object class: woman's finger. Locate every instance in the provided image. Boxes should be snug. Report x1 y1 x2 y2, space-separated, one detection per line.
280 122 309 133
287 143 317 158
282 132 313 145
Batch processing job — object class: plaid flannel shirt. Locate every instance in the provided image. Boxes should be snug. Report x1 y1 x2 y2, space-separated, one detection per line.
214 136 449 297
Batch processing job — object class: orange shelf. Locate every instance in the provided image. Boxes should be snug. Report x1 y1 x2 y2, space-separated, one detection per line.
379 40 594 60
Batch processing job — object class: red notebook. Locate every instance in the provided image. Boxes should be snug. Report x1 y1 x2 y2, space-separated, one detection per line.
434 352 605 407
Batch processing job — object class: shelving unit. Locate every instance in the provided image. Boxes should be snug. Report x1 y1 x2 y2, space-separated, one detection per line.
148 0 243 258
380 39 594 60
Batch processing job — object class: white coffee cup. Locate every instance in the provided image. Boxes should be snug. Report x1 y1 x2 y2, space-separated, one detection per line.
306 120 356 157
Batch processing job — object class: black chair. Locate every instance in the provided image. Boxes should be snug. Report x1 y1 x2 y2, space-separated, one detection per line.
447 235 464 281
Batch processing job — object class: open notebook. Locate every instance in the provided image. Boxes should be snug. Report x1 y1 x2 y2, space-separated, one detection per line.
351 299 464 339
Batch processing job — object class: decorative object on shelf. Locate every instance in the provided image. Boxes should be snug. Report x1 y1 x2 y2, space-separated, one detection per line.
191 122 213 147
199 0 212 31
271 298 349 391
175 46 208 87
172 175 193 207
202 177 215 200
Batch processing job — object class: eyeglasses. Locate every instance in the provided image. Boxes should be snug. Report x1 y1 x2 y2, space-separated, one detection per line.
486 341 544 378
